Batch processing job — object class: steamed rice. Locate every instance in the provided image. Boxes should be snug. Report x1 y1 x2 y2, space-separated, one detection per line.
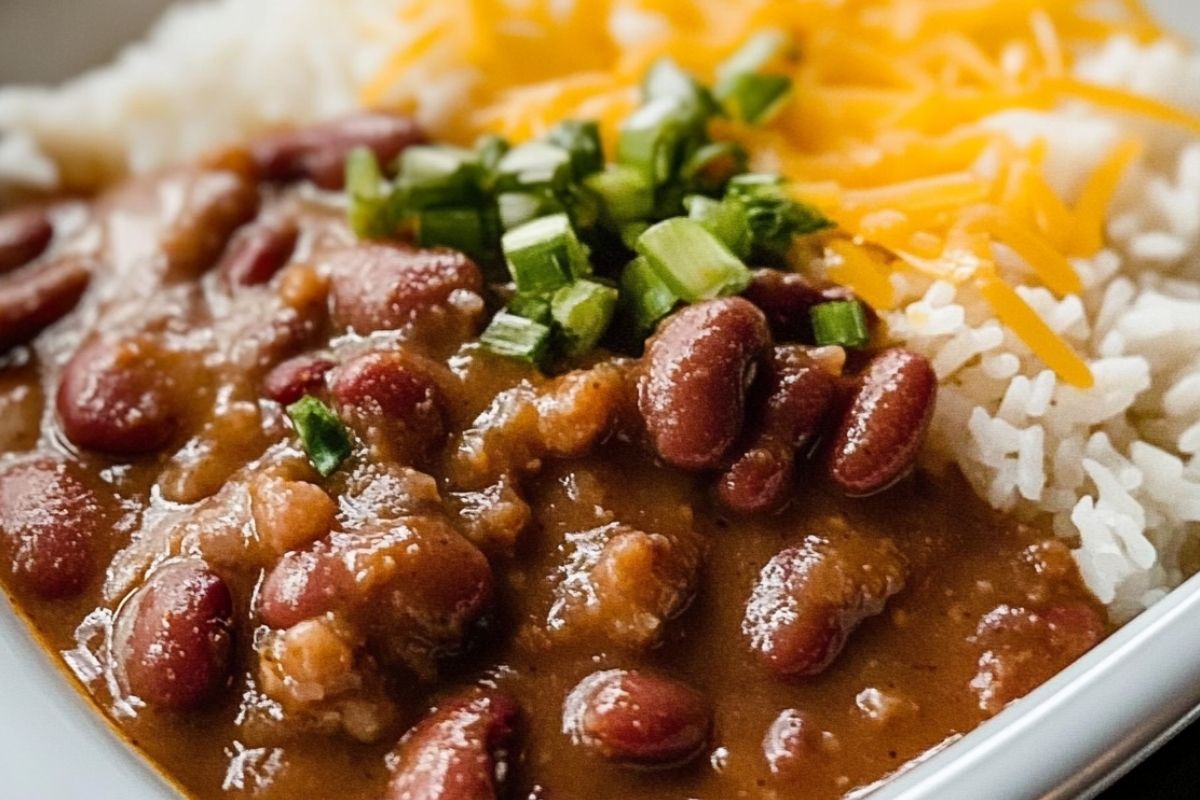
3 1 1200 621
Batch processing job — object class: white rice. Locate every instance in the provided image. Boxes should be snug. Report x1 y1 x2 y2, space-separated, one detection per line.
3 4 1200 621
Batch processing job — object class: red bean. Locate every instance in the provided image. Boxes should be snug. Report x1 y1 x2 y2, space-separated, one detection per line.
0 208 53 273
563 669 711 766
117 562 235 710
262 353 335 405
250 113 424 190
56 338 177 455
718 347 838 514
219 218 299 287
743 535 906 677
159 169 261 279
827 348 937 496
386 689 519 800
742 269 826 342
0 458 100 598
258 548 351 629
638 298 770 470
763 708 822 778
327 244 484 335
0 257 91 351
330 350 448 464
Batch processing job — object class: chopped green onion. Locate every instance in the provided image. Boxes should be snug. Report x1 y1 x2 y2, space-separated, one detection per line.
726 173 833 257
635 217 751 301
643 58 719 117
620 255 679 331
502 213 591 294
498 190 563 230
475 134 510 175
551 279 619 356
507 292 554 325
810 299 870 348
719 72 793 124
345 147 388 238
416 207 491 258
617 96 693 187
546 120 604 178
481 311 553 364
396 145 482 209
681 141 748 194
495 141 572 192
286 395 352 477
685 194 752 259
715 29 791 85
619 221 651 251
585 165 655 224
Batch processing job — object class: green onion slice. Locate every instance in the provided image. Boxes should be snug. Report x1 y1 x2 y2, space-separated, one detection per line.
681 141 748 194
481 311 553 364
810 299 871 348
546 120 604 178
643 58 720 117
345 147 388 239
396 145 482 209
617 96 693 187
495 141 573 192
416 206 491 259
715 29 791 85
635 217 751 301
552 279 619 356
507 292 554 325
620 255 680 332
286 395 352 477
719 72 793 124
498 190 564 231
685 194 752 259
502 213 591 294
585 165 655 224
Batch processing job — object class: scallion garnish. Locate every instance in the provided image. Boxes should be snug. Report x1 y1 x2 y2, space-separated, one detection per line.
495 141 573 192
643 58 720 118
345 147 388 239
502 213 591 294
810 299 870 348
416 207 491 259
617 96 692 187
396 145 482 209
546 120 604 179
507 292 554 325
585 165 655 224
681 141 748 195
481 311 554 364
685 194 752 259
727 173 833 258
498 190 564 231
286 395 352 477
552 279 619 356
635 217 751 301
714 29 794 124
620 255 680 332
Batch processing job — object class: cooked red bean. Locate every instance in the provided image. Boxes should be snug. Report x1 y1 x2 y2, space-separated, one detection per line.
970 602 1106 715
828 348 936 496
563 669 711 766
0 459 100 599
250 112 424 190
742 269 827 342
219 218 299 286
0 257 91 351
118 561 235 710
262 353 335 405
763 708 823 778
330 350 448 464
743 535 906 677
386 689 519 800
56 338 177 455
327 244 484 336
160 169 260 279
718 347 838 514
638 298 770 470
0 208 53 274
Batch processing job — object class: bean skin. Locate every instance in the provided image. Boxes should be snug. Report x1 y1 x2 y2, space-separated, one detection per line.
563 669 711 766
0 458 101 599
743 535 906 677
159 168 261 279
262 353 335 405
56 338 177 455
0 208 53 274
742 269 872 343
827 348 937 496
386 689 519 800
250 112 424 190
327 244 484 336
0 257 91 351
718 347 838 514
117 562 235 710
219 218 299 287
638 298 770 470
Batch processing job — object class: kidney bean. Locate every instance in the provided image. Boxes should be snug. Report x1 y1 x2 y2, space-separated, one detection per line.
250 112 424 190
250 476 338 555
827 348 936 496
159 168 261 279
718 347 838 514
763 708 823 778
56 337 177 455
262 353 335 405
742 269 827 341
743 535 906 677
638 298 770 470
564 669 711 767
330 350 449 464
328 244 484 336
219 218 299 287
0 208 53 273
386 689 519 800
970 602 1106 715
0 458 101 599
117 562 235 710
0 257 91 351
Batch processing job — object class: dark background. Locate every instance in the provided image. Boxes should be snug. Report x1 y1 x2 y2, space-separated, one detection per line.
1101 719 1198 798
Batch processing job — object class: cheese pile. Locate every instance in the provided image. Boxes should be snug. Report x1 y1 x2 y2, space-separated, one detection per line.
359 0 1200 388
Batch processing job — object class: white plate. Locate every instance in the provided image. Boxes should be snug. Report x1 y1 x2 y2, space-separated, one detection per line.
1 2 1199 799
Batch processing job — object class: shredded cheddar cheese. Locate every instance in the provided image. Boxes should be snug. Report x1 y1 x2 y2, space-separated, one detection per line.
360 0 1200 388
